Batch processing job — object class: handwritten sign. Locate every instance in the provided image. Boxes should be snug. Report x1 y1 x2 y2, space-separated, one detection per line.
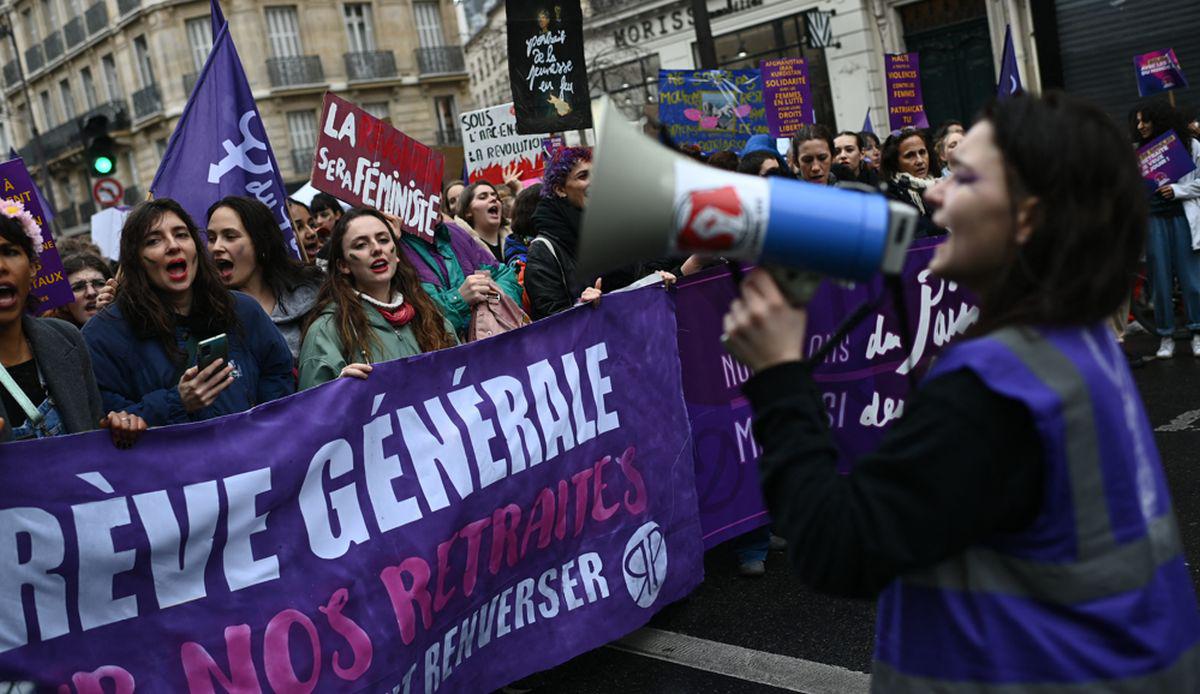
658 69 768 153
312 92 444 243
0 157 73 312
885 53 929 132
505 0 592 134
1134 48 1189 97
1137 129 1197 191
761 58 814 137
459 103 546 185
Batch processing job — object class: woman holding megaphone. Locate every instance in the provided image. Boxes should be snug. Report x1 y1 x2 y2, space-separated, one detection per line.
722 92 1200 690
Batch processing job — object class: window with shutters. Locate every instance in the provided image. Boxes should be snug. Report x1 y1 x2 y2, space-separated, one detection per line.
102 54 122 99
39 90 55 127
39 0 59 37
343 4 376 53
185 16 213 72
59 79 76 121
21 9 37 43
80 67 98 110
133 35 156 87
287 110 318 153
433 95 456 134
265 6 303 58
413 1 444 49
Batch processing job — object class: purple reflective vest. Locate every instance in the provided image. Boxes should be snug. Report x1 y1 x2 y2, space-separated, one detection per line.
872 324 1200 692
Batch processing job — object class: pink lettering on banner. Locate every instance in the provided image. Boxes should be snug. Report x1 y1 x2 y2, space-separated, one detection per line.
317 589 374 681
263 609 321 693
58 666 136 694
181 625 261 694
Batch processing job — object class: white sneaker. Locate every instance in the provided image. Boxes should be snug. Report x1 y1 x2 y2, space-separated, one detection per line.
1157 337 1176 359
1192 334 1200 357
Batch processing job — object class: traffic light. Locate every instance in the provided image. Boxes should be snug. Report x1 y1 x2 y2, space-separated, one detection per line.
82 115 117 177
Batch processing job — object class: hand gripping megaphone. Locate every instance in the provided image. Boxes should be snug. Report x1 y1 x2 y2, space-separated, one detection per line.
578 98 919 297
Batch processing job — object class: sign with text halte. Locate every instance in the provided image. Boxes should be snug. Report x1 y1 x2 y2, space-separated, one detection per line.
760 57 814 137
505 0 593 134
459 103 546 185
0 287 704 692
0 157 73 312
885 52 929 132
312 92 444 243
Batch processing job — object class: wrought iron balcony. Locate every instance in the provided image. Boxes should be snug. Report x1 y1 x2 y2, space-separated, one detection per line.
43 31 63 63
15 100 130 163
182 72 198 96
85 1 109 35
416 46 465 76
64 17 85 49
117 0 140 16
24 44 44 74
344 50 397 81
3 61 18 89
266 56 324 88
132 83 162 120
291 148 313 174
436 128 462 146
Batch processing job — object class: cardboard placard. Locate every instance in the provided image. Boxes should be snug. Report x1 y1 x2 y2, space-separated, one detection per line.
1137 129 1197 191
761 58 815 137
505 0 593 134
885 52 929 132
1134 48 1188 97
312 92 445 243
0 157 73 312
459 103 546 185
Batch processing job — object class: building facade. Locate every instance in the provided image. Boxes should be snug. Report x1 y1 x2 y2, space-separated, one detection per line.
462 0 509 112
0 0 471 235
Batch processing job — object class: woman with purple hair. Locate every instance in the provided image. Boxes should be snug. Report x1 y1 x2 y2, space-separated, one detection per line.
525 147 677 320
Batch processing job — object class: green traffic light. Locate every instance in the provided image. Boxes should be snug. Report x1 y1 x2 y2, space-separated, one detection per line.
93 156 114 175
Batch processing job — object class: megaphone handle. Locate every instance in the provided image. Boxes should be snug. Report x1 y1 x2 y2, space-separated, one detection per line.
766 266 823 306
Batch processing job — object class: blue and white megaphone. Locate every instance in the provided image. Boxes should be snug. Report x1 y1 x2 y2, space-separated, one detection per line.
578 98 918 296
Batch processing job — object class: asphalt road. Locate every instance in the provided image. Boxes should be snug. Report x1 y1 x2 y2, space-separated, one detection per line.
511 330 1200 693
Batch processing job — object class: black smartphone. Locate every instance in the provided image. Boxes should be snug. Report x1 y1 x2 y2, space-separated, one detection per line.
197 333 228 371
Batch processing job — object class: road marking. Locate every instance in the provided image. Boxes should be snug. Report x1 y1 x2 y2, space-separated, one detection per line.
1156 409 1200 432
608 627 871 694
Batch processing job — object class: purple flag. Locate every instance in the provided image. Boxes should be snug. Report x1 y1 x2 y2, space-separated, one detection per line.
997 25 1022 98
676 239 978 547
0 157 73 311
150 0 298 257
885 53 929 132
0 287 704 691
862 108 875 135
1134 48 1188 97
209 0 224 41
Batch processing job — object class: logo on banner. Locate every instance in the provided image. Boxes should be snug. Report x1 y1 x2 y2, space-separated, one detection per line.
623 522 668 608
207 112 273 184
674 186 751 252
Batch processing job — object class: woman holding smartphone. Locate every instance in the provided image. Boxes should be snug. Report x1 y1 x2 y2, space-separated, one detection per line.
83 199 295 426
299 208 457 389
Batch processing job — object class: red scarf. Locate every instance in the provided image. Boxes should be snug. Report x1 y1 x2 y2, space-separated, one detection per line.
373 302 415 327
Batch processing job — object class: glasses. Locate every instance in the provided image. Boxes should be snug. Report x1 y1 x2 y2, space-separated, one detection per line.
71 279 107 293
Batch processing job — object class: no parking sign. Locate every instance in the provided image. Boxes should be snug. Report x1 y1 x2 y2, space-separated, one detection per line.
92 176 124 208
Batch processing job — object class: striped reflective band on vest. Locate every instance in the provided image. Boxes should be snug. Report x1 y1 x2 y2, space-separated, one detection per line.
871 326 1200 692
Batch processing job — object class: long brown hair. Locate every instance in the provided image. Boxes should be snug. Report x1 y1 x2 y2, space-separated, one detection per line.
113 198 239 363
971 91 1146 334
307 208 455 361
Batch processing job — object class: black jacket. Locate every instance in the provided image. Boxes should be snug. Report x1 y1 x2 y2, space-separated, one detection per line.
525 196 669 320
1 316 105 442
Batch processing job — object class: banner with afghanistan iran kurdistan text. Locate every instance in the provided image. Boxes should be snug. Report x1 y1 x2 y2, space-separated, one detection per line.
0 288 704 692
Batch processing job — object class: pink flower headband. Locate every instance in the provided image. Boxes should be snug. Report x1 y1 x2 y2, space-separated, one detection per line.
0 198 42 258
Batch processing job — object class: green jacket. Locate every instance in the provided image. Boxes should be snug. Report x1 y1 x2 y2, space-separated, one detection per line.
297 297 457 390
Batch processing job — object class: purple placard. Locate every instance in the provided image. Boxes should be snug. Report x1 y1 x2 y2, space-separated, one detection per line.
0 288 704 692
885 52 929 132
761 58 815 137
0 157 73 312
1134 48 1189 97
1137 129 1197 191
676 239 978 548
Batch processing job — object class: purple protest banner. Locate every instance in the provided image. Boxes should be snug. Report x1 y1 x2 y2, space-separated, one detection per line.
761 58 814 137
677 239 978 548
1138 129 1197 191
0 157 73 312
885 52 929 132
1134 48 1189 97
0 288 704 692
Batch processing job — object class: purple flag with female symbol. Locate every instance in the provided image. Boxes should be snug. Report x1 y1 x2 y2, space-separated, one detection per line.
151 0 298 257
997 25 1022 98
1134 48 1188 97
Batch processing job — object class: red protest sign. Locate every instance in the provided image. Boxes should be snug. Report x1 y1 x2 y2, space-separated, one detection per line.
312 92 444 243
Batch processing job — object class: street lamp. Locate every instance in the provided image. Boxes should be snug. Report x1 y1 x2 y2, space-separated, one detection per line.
0 7 60 235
